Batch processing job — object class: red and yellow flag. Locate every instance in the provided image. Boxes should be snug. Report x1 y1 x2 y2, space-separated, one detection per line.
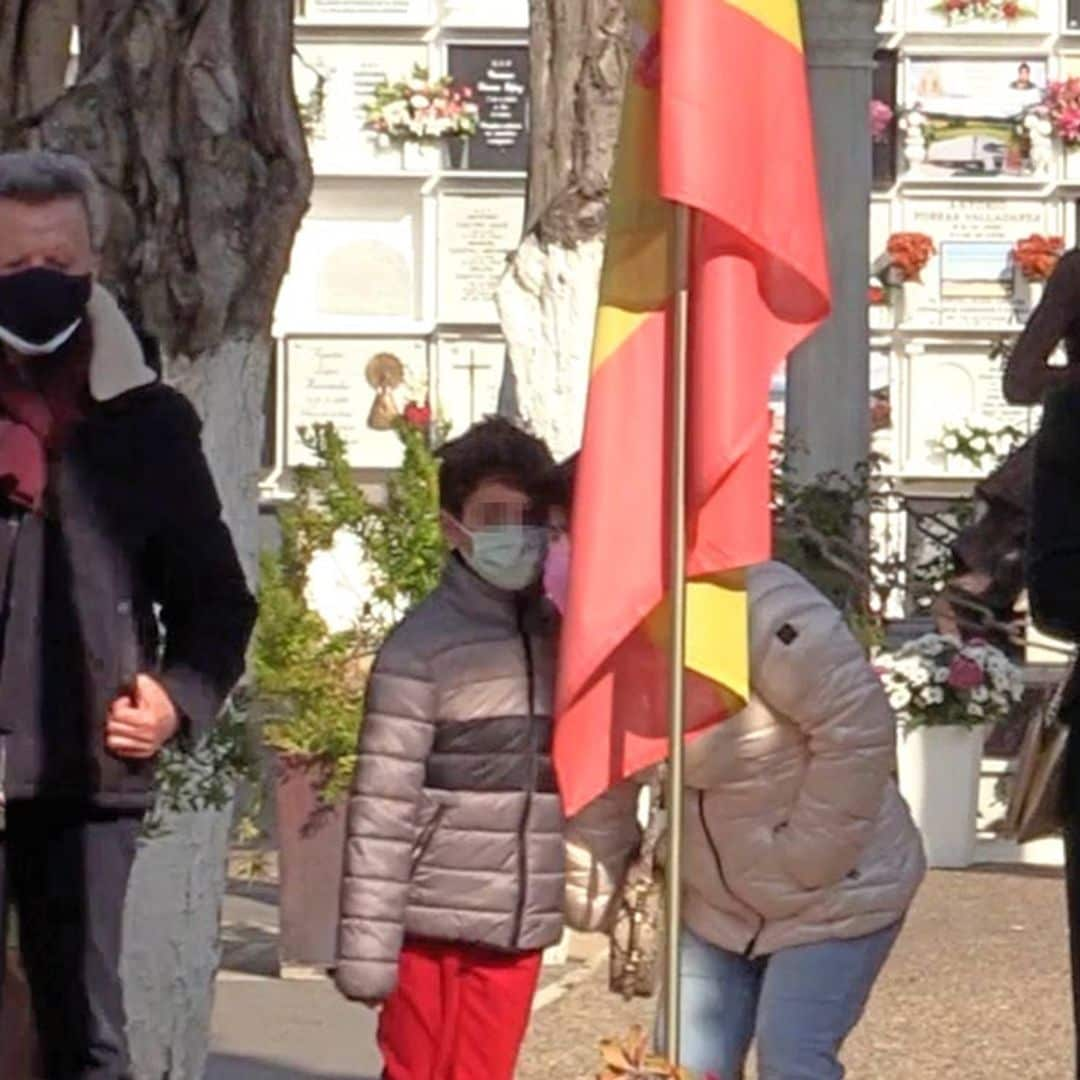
554 0 831 816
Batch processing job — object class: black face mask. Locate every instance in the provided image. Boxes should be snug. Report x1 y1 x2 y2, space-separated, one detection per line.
0 267 92 356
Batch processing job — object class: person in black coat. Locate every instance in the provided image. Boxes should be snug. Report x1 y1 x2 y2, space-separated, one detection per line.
0 151 256 1078
1029 385 1080 1078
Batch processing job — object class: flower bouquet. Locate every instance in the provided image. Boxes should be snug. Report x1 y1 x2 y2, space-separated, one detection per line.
870 99 894 143
1013 234 1065 282
883 232 936 285
877 633 1023 733
364 64 479 145
931 0 1034 23
1043 79 1080 146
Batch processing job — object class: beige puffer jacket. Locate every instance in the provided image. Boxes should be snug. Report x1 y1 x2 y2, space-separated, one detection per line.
566 561 926 957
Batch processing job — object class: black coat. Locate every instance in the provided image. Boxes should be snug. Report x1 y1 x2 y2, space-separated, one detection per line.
2 380 257 809
1028 384 1080 722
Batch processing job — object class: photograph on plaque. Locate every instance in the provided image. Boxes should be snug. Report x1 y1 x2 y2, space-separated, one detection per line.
295 0 434 26
904 58 1046 179
939 241 1013 300
284 337 429 469
446 45 530 171
294 41 428 173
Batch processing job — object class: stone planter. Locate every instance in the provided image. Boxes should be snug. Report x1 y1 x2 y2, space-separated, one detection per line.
274 755 347 973
898 724 986 869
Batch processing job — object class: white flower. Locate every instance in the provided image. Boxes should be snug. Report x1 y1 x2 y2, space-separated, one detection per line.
941 432 961 453
932 665 950 683
889 687 912 710
924 686 945 705
969 703 985 718
410 94 431 109
972 686 989 703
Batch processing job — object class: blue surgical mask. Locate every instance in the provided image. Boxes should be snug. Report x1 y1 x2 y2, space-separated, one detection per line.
462 525 548 592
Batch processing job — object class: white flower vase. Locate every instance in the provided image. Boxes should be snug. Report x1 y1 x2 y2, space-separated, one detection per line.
897 723 986 869
400 141 436 172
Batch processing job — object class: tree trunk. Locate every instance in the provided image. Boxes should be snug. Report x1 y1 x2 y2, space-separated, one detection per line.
497 0 627 457
0 3 312 1074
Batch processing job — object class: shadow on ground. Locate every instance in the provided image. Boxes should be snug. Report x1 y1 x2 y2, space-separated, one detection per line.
206 1053 376 1079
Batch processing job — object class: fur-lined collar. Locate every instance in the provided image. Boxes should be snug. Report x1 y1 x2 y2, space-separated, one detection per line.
86 284 157 403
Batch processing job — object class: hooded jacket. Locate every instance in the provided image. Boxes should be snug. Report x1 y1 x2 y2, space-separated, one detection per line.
565 561 926 957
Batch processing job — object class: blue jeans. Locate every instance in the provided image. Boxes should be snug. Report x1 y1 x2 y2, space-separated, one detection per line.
664 922 902 1080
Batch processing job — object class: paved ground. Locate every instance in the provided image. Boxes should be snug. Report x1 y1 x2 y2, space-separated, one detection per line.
211 865 1076 1078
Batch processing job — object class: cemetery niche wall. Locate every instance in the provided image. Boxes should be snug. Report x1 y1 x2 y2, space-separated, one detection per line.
270 0 528 491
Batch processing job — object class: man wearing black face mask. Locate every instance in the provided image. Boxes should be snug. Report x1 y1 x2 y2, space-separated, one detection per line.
0 151 256 1078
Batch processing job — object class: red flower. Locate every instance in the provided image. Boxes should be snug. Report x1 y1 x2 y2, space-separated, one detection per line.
945 0 967 10
402 399 432 429
947 655 984 691
868 284 886 305
1002 0 1019 16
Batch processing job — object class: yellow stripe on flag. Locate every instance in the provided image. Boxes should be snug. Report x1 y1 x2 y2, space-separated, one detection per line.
724 0 803 50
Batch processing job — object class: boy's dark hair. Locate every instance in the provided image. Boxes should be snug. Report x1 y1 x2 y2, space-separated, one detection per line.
436 417 555 517
545 452 579 513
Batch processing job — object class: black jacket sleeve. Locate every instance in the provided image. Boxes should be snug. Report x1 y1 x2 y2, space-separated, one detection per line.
144 391 258 740
1029 384 1080 641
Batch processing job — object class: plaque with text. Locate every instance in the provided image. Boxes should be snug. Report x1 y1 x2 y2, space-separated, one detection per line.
284 338 429 469
277 207 420 327
437 339 505 436
437 194 524 323
441 0 528 27
897 198 1054 329
447 45 530 171
295 41 427 173
899 348 1036 477
296 0 434 25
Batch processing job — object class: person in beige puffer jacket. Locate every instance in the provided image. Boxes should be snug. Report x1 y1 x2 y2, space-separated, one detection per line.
565 560 926 1080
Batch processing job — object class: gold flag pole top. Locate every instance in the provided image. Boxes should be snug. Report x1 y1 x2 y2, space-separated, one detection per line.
663 201 692 1066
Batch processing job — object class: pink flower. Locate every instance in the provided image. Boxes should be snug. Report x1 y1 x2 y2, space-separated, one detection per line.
870 99 894 142
947 655 984 690
635 31 661 89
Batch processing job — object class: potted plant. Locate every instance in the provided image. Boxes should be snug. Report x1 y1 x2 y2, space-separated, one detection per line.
1012 233 1064 311
363 64 480 171
254 415 444 970
878 634 1024 868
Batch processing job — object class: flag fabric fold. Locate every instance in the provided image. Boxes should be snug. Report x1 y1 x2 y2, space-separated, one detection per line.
553 0 832 817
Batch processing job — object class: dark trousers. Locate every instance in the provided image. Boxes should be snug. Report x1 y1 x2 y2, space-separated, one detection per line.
0 801 141 1080
1065 727 1080 1079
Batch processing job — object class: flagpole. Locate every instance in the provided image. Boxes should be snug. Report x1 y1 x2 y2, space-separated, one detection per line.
663 200 692 1065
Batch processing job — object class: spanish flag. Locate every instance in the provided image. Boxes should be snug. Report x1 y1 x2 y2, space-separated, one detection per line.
554 0 831 816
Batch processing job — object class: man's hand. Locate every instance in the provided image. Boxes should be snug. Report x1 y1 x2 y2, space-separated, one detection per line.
106 674 179 759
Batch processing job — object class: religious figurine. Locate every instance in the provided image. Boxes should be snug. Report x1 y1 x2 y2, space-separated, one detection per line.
900 108 928 171
366 351 405 432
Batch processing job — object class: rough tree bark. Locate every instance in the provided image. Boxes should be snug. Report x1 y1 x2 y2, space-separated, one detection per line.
0 2 312 1074
496 0 628 458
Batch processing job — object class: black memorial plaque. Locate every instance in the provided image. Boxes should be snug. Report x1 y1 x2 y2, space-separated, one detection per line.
447 45 530 172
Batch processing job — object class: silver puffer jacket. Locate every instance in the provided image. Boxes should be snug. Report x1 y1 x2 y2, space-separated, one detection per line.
566 561 926 957
335 556 564 1002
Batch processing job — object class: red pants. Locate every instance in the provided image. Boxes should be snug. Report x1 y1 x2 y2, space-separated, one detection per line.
378 938 543 1080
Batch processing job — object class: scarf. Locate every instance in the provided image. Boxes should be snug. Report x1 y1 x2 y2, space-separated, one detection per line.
0 325 92 512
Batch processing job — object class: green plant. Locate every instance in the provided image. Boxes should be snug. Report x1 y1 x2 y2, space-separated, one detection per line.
936 421 1028 471
253 419 445 803
143 698 255 837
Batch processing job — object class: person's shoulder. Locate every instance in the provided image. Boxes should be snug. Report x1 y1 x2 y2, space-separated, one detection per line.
372 585 454 675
